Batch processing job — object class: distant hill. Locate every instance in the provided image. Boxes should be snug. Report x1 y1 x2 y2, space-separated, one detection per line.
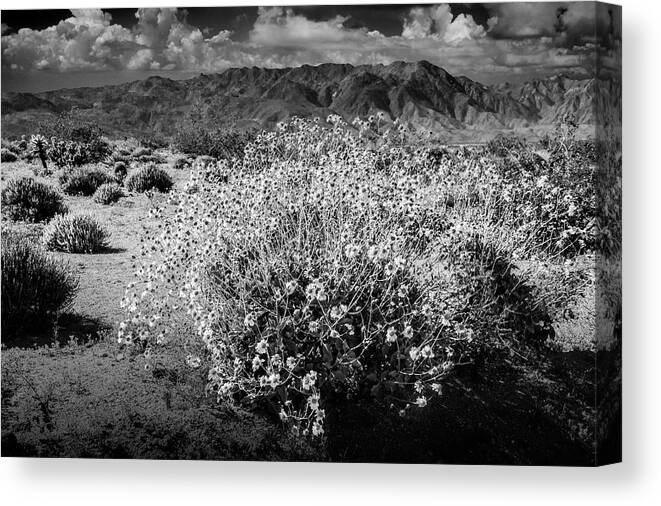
1 60 621 140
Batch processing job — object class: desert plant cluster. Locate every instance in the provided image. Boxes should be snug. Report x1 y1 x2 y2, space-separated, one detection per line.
116 114 621 441
0 111 621 462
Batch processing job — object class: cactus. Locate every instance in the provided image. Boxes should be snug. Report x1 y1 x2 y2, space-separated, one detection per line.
29 134 49 169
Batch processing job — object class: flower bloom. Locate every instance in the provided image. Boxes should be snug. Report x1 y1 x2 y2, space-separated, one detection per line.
185 354 202 369
244 313 257 328
301 370 318 391
255 339 268 354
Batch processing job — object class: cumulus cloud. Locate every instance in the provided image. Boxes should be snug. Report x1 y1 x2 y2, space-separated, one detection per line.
402 5 491 44
1 8 237 72
1 3 619 83
250 6 382 48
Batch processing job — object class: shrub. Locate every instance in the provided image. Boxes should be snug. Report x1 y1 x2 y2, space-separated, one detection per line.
42 215 110 253
120 117 471 438
119 116 594 442
1 231 78 336
132 147 152 158
173 156 191 170
3 137 26 155
38 114 109 164
1 148 18 162
139 134 168 150
136 154 166 164
47 139 87 168
1 177 67 222
58 169 114 196
93 183 124 205
113 161 128 183
487 134 528 157
125 165 173 193
174 126 254 160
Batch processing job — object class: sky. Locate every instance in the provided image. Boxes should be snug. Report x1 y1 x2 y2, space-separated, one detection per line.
1 3 621 93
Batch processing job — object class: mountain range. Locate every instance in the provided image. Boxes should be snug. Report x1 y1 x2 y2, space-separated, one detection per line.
1 60 621 140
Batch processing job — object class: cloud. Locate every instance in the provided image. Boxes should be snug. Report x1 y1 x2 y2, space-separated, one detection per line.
249 6 380 48
1 4 619 83
402 5 491 44
487 2 621 47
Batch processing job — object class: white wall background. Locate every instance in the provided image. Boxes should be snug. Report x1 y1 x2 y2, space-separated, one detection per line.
1 1 658 505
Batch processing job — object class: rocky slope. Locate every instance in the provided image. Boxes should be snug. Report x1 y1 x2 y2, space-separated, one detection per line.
1 60 620 138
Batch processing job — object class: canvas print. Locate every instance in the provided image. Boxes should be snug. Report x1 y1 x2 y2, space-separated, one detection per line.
0 2 621 465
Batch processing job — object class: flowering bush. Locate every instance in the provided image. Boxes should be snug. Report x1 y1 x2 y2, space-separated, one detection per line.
125 164 173 193
93 182 124 205
120 117 473 437
119 116 589 439
1 177 67 223
1 230 78 337
42 214 109 253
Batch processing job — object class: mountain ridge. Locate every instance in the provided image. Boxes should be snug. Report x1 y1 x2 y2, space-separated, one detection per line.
1 60 620 139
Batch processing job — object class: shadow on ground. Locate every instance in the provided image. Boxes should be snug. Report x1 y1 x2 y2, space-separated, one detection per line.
1 312 110 348
324 349 597 466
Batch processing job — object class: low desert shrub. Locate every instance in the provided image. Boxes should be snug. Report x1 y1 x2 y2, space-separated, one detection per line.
38 114 110 164
125 165 173 193
173 156 191 170
132 147 152 158
93 183 124 205
42 214 110 253
1 231 78 336
1 177 67 222
3 137 26 155
58 169 114 196
113 161 128 183
1 148 18 162
47 139 88 168
174 126 254 160
136 154 166 164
